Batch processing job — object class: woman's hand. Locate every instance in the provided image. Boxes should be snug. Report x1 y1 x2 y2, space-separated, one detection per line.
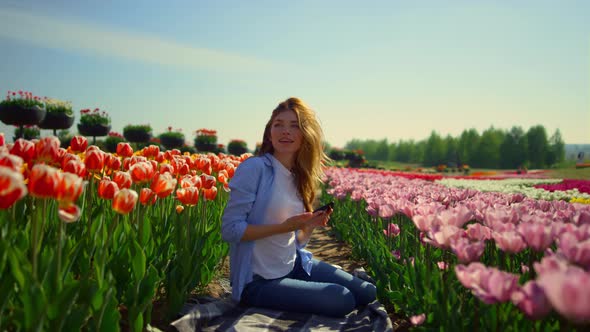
284 208 332 232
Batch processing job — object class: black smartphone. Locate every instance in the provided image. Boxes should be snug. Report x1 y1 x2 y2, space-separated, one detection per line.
313 202 334 213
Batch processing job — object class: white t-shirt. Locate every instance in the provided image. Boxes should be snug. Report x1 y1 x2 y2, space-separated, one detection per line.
251 155 304 279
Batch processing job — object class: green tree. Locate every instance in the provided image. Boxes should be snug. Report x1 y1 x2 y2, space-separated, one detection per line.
499 126 528 169
423 131 446 166
526 125 549 168
374 139 390 161
472 127 504 168
457 128 480 166
444 135 458 165
546 129 565 167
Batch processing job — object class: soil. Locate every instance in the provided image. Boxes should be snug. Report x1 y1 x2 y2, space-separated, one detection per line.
150 226 410 331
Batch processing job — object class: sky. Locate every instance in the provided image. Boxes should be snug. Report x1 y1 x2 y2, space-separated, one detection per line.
1 0 589 150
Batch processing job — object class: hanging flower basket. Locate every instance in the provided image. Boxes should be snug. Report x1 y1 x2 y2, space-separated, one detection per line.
38 112 75 130
123 124 152 143
0 104 46 127
78 123 111 137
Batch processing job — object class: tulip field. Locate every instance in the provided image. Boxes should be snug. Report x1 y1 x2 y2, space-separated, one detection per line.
323 168 590 330
1 133 590 331
0 133 245 331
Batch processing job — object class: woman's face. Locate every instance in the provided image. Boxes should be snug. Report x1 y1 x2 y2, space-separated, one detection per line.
270 110 303 156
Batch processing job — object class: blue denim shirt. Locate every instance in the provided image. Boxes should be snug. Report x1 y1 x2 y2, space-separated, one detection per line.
221 153 313 302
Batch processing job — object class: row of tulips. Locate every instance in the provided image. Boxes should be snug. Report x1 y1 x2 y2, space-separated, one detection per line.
0 133 249 331
323 167 590 330
437 178 590 203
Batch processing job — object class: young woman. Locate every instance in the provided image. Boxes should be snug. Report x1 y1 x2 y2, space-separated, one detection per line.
221 97 376 317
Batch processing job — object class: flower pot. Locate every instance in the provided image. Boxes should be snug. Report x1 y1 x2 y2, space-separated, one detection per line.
228 145 248 156
160 136 185 150
39 112 75 130
124 129 152 143
0 104 46 126
195 141 217 153
78 123 111 137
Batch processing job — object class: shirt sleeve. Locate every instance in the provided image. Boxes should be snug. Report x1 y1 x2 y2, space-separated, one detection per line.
221 158 261 243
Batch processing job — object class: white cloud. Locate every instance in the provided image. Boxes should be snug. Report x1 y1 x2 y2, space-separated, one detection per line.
0 7 269 71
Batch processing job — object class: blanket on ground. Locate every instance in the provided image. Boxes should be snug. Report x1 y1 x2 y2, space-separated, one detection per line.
171 296 393 332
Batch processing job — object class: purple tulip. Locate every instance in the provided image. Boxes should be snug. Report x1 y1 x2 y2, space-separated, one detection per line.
538 269 590 323
390 249 401 260
511 281 552 320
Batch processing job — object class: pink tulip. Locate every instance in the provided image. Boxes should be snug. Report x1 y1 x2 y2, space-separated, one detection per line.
472 267 520 304
410 313 426 326
451 237 486 263
383 223 400 237
558 233 590 268
424 225 465 249
492 231 527 254
378 204 395 219
511 281 552 320
455 263 486 290
438 205 473 228
533 254 570 276
390 250 401 260
466 223 493 241
517 222 555 252
538 269 590 323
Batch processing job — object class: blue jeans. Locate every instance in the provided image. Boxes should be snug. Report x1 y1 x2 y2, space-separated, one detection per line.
240 254 377 317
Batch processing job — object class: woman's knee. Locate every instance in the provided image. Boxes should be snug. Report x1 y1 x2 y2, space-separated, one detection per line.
357 281 377 305
322 285 356 317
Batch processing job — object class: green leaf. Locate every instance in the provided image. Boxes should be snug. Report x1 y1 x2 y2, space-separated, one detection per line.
131 240 146 282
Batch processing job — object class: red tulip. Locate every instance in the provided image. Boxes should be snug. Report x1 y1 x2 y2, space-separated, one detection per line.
142 145 159 158
10 139 35 165
34 136 61 165
84 149 105 173
202 186 217 201
117 142 133 157
129 161 155 184
63 159 87 178
176 187 199 205
105 154 122 171
180 174 201 189
0 153 24 172
112 171 132 189
139 188 157 205
98 178 119 200
0 166 27 209
159 163 174 174
200 174 216 190
58 204 81 223
56 172 84 205
28 164 61 198
112 188 138 214
70 136 88 153
0 133 4 147
217 169 229 186
150 172 177 198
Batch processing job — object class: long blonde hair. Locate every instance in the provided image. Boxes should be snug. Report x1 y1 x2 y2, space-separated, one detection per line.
258 97 329 212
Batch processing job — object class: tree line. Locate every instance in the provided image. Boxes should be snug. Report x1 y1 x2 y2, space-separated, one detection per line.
343 125 565 169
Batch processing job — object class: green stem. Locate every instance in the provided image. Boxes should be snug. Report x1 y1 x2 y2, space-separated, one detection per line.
56 219 64 291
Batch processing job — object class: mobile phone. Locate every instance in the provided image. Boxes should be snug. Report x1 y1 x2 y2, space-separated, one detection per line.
313 202 334 213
